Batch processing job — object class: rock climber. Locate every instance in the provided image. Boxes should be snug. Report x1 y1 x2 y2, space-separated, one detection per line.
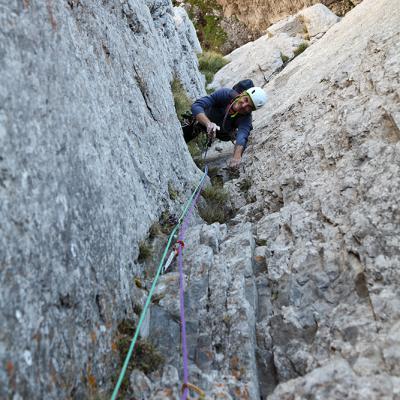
182 80 267 169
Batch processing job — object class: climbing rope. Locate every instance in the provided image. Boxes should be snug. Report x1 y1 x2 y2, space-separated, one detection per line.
111 164 209 400
182 383 206 399
177 165 208 400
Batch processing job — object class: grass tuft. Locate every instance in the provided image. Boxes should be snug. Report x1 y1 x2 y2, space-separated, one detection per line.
183 0 227 52
168 181 179 201
159 211 178 234
280 53 289 63
148 222 162 239
293 42 309 57
138 241 152 262
239 178 252 193
199 184 232 224
113 319 164 395
133 303 143 315
171 78 192 121
198 51 229 84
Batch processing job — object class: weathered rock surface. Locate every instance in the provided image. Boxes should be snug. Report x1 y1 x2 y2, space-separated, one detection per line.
0 1 205 398
140 0 400 399
217 0 361 33
178 0 358 55
247 0 400 395
2 0 399 399
209 4 340 90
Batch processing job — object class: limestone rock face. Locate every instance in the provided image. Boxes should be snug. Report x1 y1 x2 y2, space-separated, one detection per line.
247 0 400 394
0 1 204 398
267 3 340 38
209 4 339 90
217 0 361 33
139 0 400 399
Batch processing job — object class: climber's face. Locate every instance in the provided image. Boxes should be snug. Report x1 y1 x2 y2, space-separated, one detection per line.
232 94 254 115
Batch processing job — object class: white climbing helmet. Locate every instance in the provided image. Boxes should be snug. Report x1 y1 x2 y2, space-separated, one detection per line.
246 87 267 110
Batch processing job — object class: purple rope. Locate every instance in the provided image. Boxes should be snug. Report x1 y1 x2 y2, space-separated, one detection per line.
178 170 207 400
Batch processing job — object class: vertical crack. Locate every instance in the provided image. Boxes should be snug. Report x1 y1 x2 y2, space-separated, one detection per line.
132 64 159 122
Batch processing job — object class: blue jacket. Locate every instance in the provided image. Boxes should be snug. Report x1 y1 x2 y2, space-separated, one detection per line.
191 88 253 149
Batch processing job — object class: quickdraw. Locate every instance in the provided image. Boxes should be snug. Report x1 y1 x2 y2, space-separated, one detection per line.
162 240 185 274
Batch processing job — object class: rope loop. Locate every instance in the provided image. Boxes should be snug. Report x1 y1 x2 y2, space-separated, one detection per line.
181 383 206 399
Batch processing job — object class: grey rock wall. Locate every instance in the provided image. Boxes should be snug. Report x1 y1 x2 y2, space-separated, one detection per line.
134 0 400 399
0 1 204 398
250 0 400 396
2 0 399 398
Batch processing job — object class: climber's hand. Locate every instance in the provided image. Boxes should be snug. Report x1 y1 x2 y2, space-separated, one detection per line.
206 122 220 140
228 157 241 169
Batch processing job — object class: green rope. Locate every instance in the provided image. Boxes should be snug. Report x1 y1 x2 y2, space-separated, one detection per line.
111 170 208 400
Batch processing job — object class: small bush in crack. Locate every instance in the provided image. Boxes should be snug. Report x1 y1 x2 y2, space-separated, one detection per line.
255 238 268 247
293 42 309 57
158 211 179 235
168 181 179 201
208 166 224 187
199 184 232 224
182 0 227 52
198 51 229 84
239 178 252 193
138 240 152 262
187 140 202 159
133 303 143 316
148 222 162 239
113 319 164 395
187 131 210 169
171 78 192 121
280 53 289 63
134 277 143 288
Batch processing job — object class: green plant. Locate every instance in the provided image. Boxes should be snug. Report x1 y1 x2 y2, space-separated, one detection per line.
207 166 223 186
255 238 268 247
168 181 179 201
239 178 252 193
171 78 192 121
148 222 162 239
198 51 229 84
134 277 143 288
280 53 289 63
187 131 208 165
117 319 137 336
194 157 205 170
133 303 143 316
202 14 227 51
222 314 232 325
151 293 165 304
113 320 164 395
159 210 178 234
185 0 227 52
187 140 202 159
199 185 232 224
293 42 309 57
138 240 152 262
